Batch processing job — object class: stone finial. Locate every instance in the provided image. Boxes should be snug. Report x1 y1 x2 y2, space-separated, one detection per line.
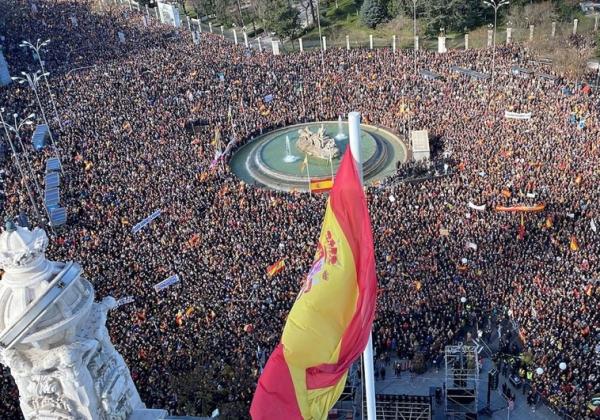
0 224 48 271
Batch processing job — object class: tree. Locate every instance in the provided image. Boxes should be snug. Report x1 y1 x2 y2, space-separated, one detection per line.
422 0 491 36
552 0 579 21
263 0 300 38
360 0 386 29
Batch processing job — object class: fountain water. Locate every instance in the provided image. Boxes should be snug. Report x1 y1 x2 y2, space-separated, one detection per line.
283 135 300 163
335 116 348 141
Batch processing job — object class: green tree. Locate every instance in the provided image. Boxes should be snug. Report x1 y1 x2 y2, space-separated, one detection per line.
422 0 491 35
263 0 300 38
360 0 386 28
384 0 401 20
552 0 579 21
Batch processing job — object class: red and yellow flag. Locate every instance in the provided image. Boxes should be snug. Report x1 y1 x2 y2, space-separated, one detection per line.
251 149 377 420
267 258 286 277
309 177 334 193
570 236 580 252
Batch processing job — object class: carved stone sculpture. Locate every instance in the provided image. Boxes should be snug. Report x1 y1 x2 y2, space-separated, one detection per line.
296 125 340 160
0 221 166 419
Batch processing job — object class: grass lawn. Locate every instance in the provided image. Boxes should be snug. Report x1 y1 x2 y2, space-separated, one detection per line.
299 0 424 49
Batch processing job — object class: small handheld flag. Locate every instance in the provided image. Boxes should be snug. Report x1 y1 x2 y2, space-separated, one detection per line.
267 258 286 277
309 177 333 193
300 154 308 173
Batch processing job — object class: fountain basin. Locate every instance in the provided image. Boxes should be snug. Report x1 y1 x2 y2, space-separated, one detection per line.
230 121 407 192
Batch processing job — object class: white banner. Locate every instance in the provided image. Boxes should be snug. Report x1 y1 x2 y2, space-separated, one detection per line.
132 209 161 234
114 296 135 308
504 111 532 120
468 202 486 212
154 274 181 292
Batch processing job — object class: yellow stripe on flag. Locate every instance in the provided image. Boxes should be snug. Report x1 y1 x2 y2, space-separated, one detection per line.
282 200 357 417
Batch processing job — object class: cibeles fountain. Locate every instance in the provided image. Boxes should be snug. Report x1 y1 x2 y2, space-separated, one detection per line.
0 221 167 420
230 119 407 192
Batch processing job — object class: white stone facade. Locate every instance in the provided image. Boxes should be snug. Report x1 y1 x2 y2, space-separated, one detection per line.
0 222 165 420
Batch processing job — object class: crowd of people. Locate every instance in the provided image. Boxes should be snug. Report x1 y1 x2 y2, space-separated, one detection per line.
0 0 598 418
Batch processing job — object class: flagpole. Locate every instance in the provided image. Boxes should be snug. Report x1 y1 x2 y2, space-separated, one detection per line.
348 111 376 420
305 154 312 195
329 149 334 181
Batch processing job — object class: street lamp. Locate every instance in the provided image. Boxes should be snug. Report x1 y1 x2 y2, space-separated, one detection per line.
12 71 63 170
19 39 63 130
0 109 42 223
412 0 419 74
483 0 509 86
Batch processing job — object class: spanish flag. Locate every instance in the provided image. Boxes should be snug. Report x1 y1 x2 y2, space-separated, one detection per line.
267 258 286 277
251 149 377 419
570 236 580 252
309 177 334 193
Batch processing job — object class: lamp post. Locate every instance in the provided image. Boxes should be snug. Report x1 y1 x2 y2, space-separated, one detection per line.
412 0 418 74
315 0 325 75
483 0 509 86
19 39 62 130
12 71 63 171
0 109 42 222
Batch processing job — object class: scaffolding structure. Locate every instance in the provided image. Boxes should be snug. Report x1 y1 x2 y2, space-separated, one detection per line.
445 344 480 419
361 394 432 420
330 361 360 419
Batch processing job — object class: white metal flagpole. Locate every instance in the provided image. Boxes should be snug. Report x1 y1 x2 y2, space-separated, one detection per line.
329 150 334 181
348 111 376 419
305 154 311 195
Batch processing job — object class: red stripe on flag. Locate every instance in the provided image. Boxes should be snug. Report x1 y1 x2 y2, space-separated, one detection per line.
305 149 377 390
250 344 303 420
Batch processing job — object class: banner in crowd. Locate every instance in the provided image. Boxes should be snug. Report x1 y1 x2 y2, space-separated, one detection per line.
132 209 161 234
157 1 181 27
251 149 377 420
468 202 486 212
495 204 545 213
466 242 478 251
504 111 532 120
114 296 135 308
154 274 181 292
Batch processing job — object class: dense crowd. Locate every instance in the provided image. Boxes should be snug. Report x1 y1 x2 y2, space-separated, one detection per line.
0 0 598 418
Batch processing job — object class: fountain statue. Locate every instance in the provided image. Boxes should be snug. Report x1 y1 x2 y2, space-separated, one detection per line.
283 135 300 163
335 116 348 141
296 125 340 160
